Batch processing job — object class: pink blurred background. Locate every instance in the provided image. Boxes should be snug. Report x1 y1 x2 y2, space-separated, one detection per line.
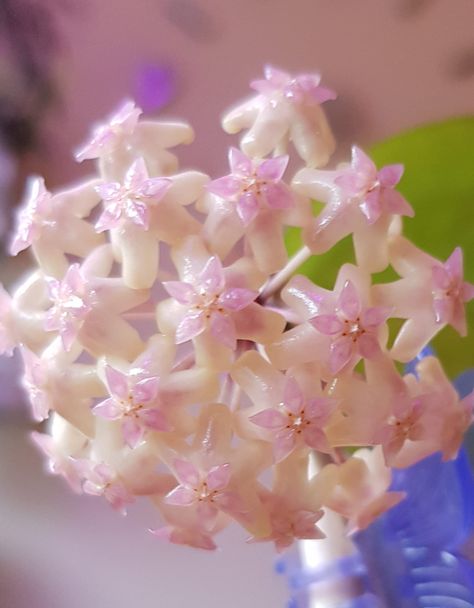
21 0 474 186
1 1 473 606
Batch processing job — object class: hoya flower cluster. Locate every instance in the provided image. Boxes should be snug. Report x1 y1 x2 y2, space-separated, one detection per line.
2 66 473 552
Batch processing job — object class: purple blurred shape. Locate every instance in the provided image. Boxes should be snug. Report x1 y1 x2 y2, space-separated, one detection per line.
135 64 176 113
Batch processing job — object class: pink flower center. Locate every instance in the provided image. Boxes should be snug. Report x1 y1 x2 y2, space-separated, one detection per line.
285 409 311 434
366 179 380 193
341 317 366 342
193 292 225 318
111 187 147 212
444 280 461 300
388 413 416 439
193 481 218 503
53 291 92 326
117 393 144 418
241 173 269 197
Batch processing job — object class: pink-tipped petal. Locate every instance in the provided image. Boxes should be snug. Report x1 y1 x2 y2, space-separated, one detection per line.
9 177 52 254
215 491 246 514
122 418 144 448
249 408 288 429
139 177 171 200
138 408 169 431
66 264 85 292
105 484 133 515
362 306 392 329
256 155 289 181
31 394 50 422
294 73 322 92
383 189 414 217
206 463 231 492
358 333 380 359
378 164 404 187
175 312 206 344
311 314 344 335
263 182 294 210
173 459 200 487
164 485 196 506
264 65 290 85
133 376 160 403
44 312 58 333
305 397 335 423
359 189 382 224
96 182 122 201
294 510 325 538
149 526 168 540
83 480 103 496
219 288 257 312
199 256 225 294
114 100 142 128
351 146 376 179
445 247 463 280
150 527 216 551
274 430 296 463
228 147 252 176
95 205 122 231
432 266 451 290
22 347 44 384
72 458 97 479
309 85 337 104
46 277 60 300
329 337 353 374
207 175 242 198
105 365 129 400
9 234 28 256
236 192 260 225
338 280 361 319
94 463 114 483
60 322 78 352
163 280 196 305
209 312 236 349
128 199 150 229
250 78 277 94
303 426 330 451
334 173 360 195
124 157 148 190
31 431 54 458
92 398 123 420
283 377 305 414
462 282 474 302
177 529 216 551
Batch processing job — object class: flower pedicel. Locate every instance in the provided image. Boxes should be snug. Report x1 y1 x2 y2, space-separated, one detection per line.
2 66 473 552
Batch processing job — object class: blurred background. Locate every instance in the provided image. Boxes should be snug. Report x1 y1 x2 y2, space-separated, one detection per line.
0 1 473 606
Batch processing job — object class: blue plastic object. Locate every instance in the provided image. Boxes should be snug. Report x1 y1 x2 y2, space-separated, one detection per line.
276 365 474 607
354 448 474 607
403 345 436 377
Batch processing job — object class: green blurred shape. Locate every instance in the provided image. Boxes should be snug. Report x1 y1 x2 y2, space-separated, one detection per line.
285 117 474 377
